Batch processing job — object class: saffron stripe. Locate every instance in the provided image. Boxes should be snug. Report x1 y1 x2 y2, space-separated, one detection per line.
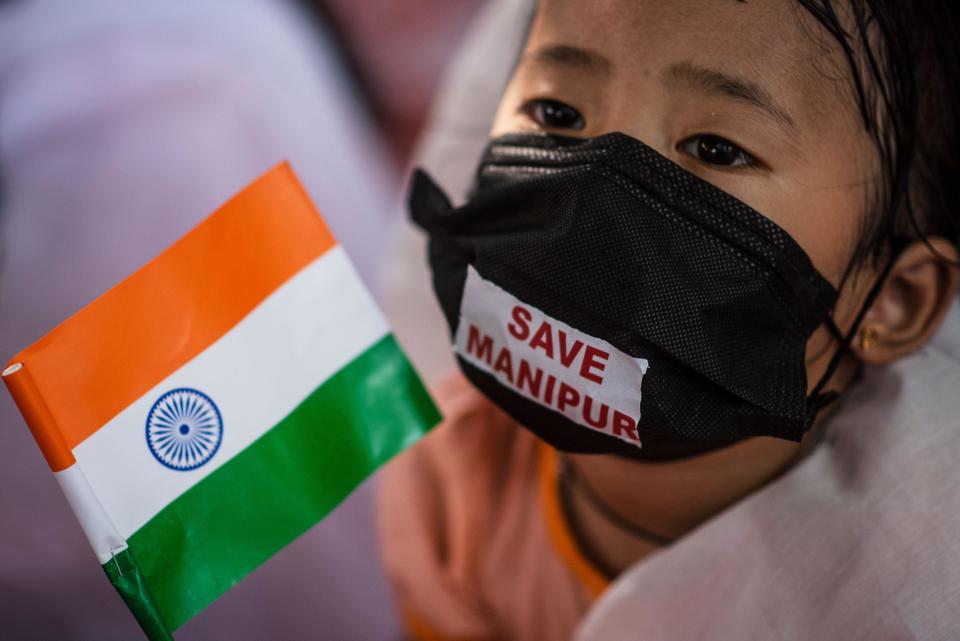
126 335 441 630
6 163 336 456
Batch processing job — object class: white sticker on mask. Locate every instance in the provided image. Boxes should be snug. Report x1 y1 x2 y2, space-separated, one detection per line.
454 266 649 449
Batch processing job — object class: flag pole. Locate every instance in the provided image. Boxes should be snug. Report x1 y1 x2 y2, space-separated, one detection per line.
103 546 175 641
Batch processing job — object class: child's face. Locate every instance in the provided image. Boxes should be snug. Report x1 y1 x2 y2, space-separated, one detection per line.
491 0 880 395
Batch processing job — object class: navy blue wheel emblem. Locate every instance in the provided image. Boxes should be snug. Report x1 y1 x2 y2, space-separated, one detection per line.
146 388 223 471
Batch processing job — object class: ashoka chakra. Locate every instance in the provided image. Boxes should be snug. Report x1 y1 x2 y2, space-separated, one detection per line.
146 388 223 471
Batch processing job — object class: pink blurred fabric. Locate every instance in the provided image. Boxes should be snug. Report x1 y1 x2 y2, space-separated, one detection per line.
0 0 403 638
324 0 485 160
378 374 600 641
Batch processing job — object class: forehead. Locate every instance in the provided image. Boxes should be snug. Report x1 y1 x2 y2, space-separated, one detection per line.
529 0 858 130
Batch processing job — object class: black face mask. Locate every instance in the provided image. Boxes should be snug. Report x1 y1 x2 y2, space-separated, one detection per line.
411 132 882 461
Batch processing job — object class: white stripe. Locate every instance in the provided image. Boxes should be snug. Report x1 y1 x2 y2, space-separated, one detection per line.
72 247 388 538
54 464 127 564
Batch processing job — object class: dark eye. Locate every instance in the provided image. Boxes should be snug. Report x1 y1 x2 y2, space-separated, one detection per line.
521 99 586 131
679 134 757 169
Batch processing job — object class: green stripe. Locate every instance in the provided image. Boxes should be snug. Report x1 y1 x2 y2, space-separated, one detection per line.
127 335 440 631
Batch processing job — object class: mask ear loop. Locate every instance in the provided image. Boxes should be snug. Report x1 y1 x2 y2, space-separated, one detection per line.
805 242 906 428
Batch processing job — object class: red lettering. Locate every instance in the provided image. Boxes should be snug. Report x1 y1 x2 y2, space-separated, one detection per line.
508 306 533 341
493 347 515 384
517 359 543 399
558 331 584 368
557 382 581 412
612 410 640 442
579 346 610 384
466 325 493 365
528 321 554 358
544 374 557 405
582 395 609 429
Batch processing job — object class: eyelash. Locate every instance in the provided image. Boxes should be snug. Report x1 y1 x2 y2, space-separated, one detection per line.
520 98 586 131
519 98 761 170
678 134 759 169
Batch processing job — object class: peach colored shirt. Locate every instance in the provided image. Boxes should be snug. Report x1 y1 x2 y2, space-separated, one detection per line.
378 375 609 641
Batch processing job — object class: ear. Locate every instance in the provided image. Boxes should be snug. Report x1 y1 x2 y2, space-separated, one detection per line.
854 237 960 365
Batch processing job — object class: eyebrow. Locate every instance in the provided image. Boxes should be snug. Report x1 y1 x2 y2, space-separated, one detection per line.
526 44 613 74
664 61 796 129
525 46 796 131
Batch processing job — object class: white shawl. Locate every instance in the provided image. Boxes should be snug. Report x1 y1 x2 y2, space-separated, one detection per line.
577 300 960 641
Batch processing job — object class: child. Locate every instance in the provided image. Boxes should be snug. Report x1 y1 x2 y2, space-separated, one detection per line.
379 1 960 639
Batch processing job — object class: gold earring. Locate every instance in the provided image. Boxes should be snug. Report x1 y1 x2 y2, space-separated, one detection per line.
859 325 880 350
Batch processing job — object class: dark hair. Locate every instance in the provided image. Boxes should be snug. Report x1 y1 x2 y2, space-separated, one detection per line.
795 1 960 271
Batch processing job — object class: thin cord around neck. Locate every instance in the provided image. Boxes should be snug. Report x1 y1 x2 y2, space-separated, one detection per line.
559 457 675 547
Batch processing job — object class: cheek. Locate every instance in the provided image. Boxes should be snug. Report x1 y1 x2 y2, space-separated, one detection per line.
768 145 877 287
786 198 860 286
803 324 836 393
802 263 879 394
490 81 529 137
774 179 873 392
741 173 866 288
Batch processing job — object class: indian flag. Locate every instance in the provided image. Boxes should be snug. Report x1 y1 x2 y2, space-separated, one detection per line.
2 163 440 640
